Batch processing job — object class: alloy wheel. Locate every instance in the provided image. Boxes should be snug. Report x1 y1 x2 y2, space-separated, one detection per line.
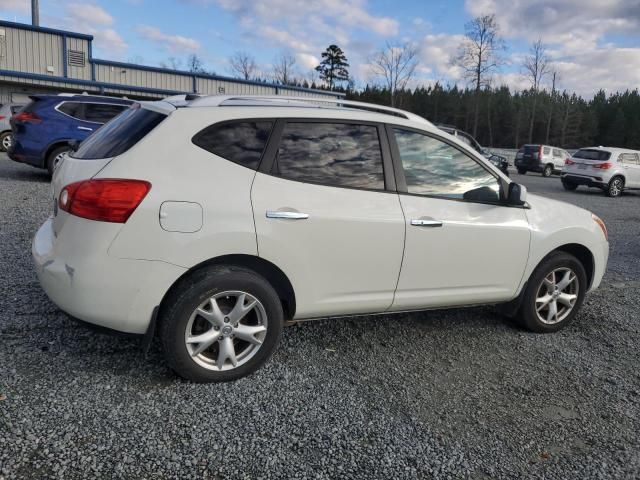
2 134 11 150
184 291 268 371
610 178 623 196
535 267 579 325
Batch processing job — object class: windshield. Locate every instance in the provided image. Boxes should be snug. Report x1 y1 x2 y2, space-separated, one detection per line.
572 149 611 161
72 105 166 160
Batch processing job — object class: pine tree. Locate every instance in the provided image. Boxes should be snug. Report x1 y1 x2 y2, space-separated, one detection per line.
315 45 350 90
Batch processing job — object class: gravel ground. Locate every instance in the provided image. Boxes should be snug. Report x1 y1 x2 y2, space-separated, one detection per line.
1 156 639 479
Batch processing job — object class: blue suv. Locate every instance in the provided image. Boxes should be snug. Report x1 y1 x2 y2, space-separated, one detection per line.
9 94 133 175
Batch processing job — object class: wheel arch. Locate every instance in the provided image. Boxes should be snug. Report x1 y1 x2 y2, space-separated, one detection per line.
44 140 74 166
550 243 595 289
158 254 297 321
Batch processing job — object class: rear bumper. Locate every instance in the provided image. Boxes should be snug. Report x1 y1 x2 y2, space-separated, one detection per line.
561 173 606 188
33 217 186 334
514 159 543 172
8 140 44 168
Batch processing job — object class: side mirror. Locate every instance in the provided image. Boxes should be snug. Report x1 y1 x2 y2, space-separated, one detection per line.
68 140 79 152
507 183 527 206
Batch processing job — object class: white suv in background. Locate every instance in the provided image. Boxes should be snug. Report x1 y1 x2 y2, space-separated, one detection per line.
562 147 640 197
33 96 609 382
515 144 571 177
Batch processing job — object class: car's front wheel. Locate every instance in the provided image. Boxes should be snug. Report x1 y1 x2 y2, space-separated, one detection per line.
159 266 283 382
516 251 587 333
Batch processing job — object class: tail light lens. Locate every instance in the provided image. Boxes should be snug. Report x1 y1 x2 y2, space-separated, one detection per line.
593 162 613 170
0 115 5 120
59 179 151 223
538 145 542 159
565 158 575 166
12 111 42 124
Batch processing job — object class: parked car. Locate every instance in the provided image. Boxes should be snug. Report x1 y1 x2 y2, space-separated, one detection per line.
0 102 25 151
437 124 509 175
33 96 609 382
9 94 133 175
515 144 571 177
561 147 640 197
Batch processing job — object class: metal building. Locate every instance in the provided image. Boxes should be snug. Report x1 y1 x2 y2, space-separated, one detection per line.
0 20 343 104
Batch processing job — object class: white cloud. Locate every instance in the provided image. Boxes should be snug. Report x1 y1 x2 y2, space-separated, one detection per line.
137 25 200 53
0 0 29 13
418 33 466 82
296 53 319 70
66 3 114 26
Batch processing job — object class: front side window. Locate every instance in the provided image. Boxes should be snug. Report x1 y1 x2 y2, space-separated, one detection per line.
393 129 500 202
273 122 385 190
619 153 639 165
83 103 128 123
553 148 563 157
192 121 273 170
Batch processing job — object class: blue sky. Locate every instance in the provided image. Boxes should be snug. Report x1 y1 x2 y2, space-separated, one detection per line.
1 0 639 97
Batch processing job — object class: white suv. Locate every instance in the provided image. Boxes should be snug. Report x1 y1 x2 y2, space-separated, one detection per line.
515 144 571 177
562 147 640 197
33 96 609 382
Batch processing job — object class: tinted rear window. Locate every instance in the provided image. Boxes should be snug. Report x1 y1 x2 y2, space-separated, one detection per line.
84 103 128 123
522 145 540 153
72 105 165 160
573 149 611 161
192 121 273 170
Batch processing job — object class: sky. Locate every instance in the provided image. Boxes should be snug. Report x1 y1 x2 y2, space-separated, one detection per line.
1 0 639 98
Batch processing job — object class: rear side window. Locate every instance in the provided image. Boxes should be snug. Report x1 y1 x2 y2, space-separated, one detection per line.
619 153 639 164
72 105 165 160
273 122 385 190
543 147 551 155
573 149 611 161
57 101 84 119
83 103 128 123
192 121 273 170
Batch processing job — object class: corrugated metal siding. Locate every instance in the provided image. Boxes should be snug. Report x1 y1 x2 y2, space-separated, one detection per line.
0 26 63 76
66 37 90 80
94 63 192 91
196 77 277 96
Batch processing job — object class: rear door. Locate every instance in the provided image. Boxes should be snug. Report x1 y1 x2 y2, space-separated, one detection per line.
251 119 405 319
387 126 530 310
552 148 565 169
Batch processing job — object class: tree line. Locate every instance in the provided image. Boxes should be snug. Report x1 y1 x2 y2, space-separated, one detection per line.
156 13 640 149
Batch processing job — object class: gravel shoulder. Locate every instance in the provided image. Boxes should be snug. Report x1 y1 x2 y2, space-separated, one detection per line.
1 158 639 479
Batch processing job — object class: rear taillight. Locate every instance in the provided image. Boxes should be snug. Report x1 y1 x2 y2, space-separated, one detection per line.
59 179 151 223
538 146 542 159
12 111 42 124
565 158 575 166
593 162 613 170
0 116 5 120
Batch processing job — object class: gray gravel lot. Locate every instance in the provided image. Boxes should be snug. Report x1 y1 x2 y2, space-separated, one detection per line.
1 156 639 479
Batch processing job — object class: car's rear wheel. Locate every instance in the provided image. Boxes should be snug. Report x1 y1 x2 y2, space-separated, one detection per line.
0 132 12 151
561 179 578 191
46 146 71 176
542 164 553 177
517 168 527 175
159 266 283 382
606 176 624 197
516 251 587 333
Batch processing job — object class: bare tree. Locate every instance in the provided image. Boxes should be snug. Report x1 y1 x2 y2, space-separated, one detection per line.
523 39 550 143
160 56 182 70
369 42 418 107
229 51 257 80
187 54 207 74
272 52 297 85
455 14 505 136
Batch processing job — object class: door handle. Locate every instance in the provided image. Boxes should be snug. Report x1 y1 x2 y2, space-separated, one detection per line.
266 210 309 220
411 219 443 227
77 126 93 132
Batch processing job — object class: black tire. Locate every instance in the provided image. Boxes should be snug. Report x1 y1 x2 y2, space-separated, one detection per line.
542 164 553 177
159 265 283 382
0 131 12 152
517 168 527 175
561 179 578 191
606 176 624 197
515 251 587 333
46 146 71 176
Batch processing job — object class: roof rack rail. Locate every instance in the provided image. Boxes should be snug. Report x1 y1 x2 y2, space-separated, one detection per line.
184 95 430 124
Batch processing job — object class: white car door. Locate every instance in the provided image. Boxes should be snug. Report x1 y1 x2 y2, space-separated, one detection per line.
620 153 640 188
387 127 531 310
251 120 405 319
552 148 565 169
